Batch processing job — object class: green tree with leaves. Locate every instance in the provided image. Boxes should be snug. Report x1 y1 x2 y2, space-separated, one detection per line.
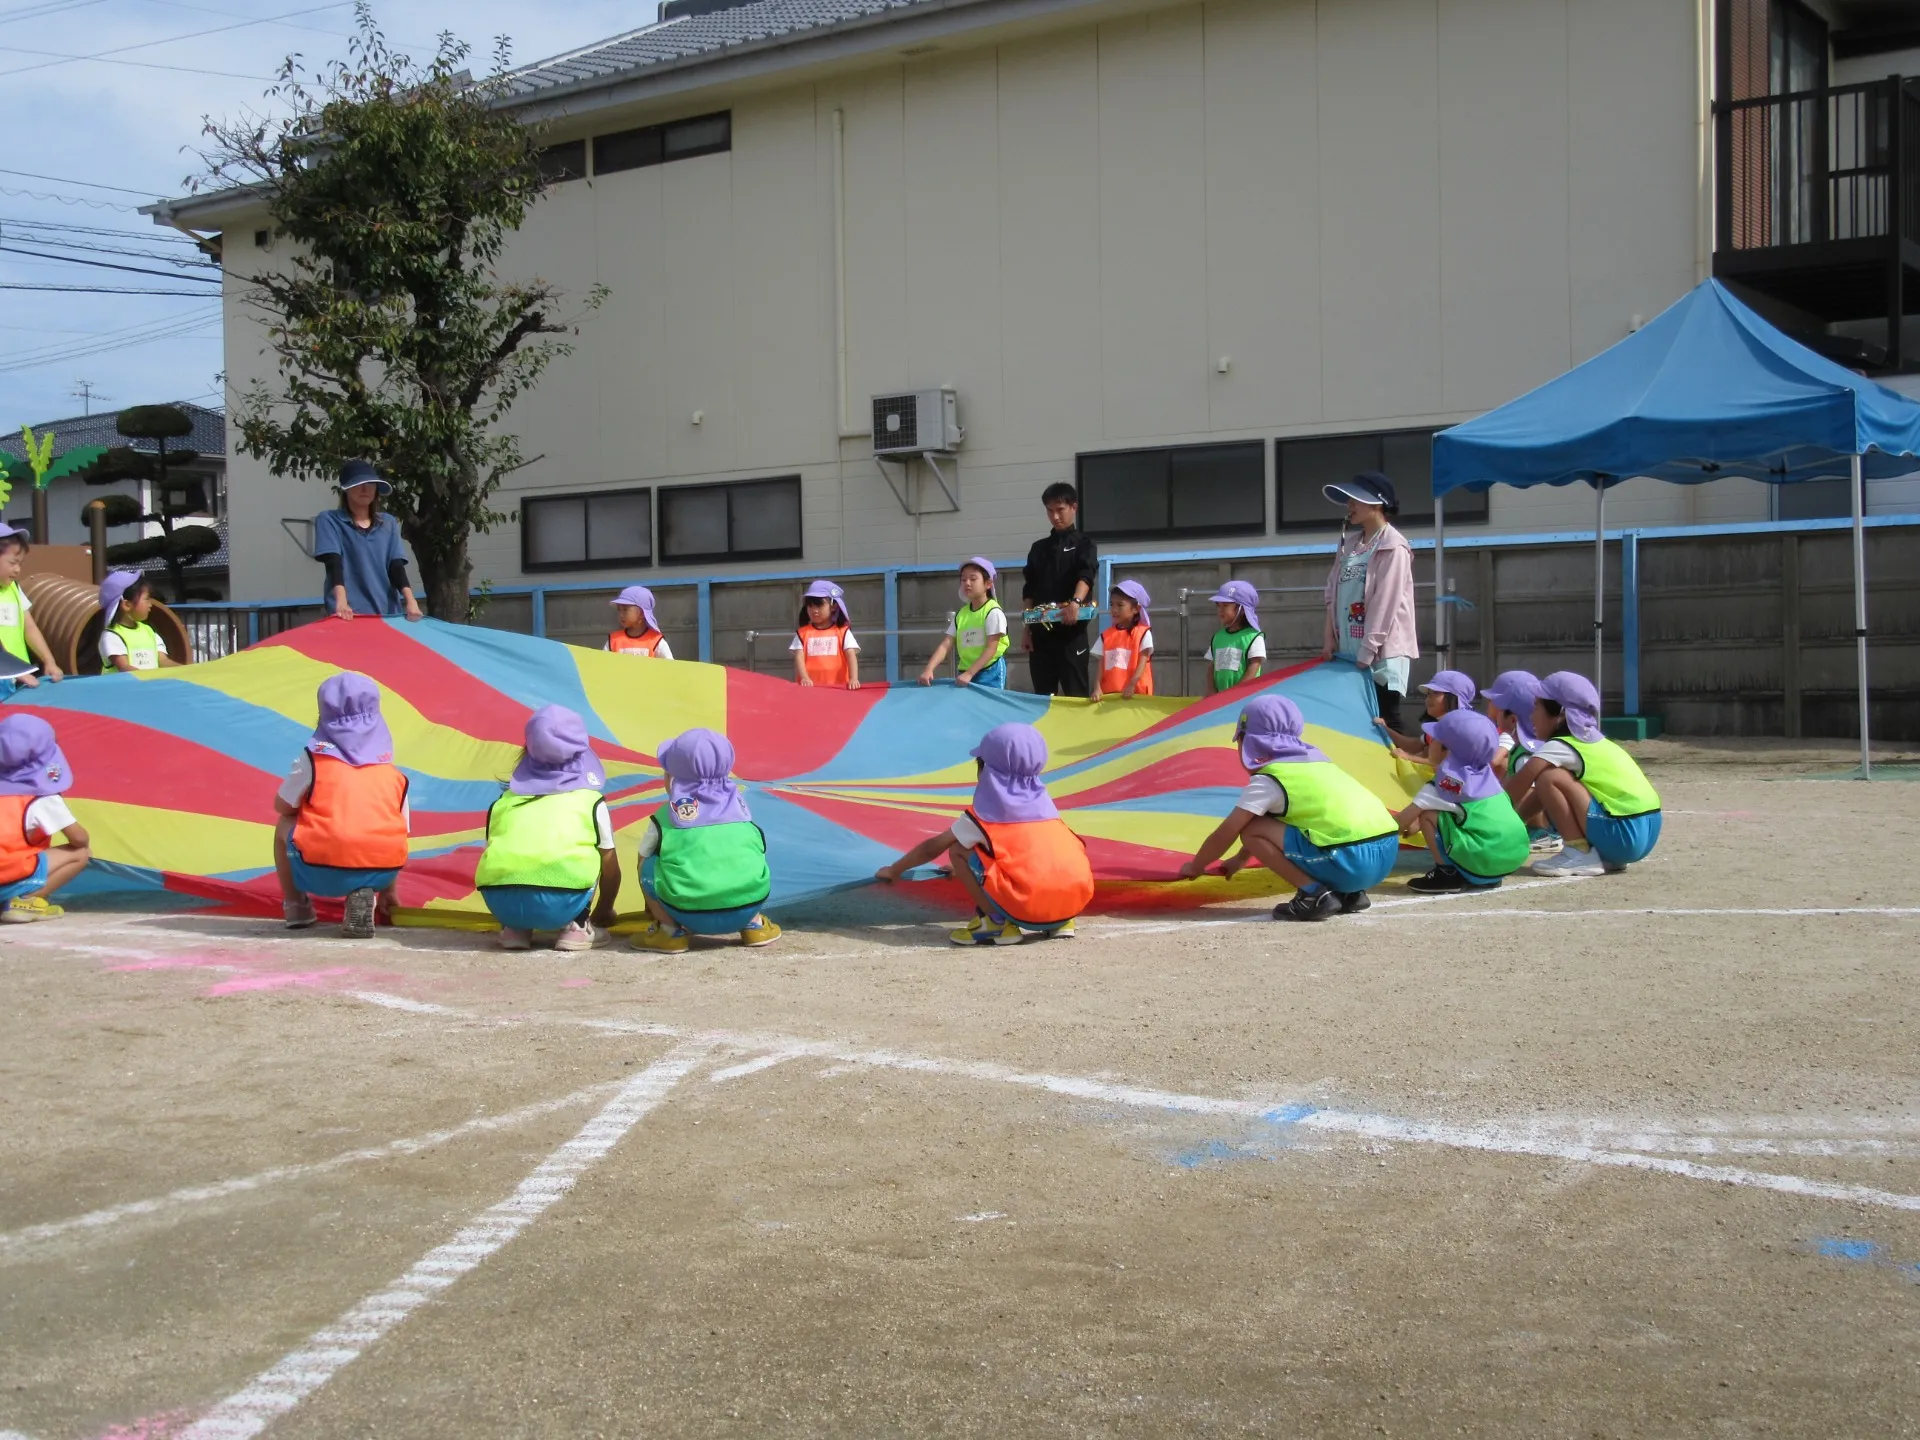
195 4 603 619
73 405 222 602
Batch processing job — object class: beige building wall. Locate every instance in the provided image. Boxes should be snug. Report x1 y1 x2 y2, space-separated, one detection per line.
223 0 1755 605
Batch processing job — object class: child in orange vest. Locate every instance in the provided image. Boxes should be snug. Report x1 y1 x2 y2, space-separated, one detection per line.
875 722 1094 945
605 586 672 658
274 673 409 938
0 714 91 923
791 580 861 689
1090 579 1154 702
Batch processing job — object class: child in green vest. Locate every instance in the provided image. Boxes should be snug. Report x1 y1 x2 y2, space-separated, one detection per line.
1204 581 1265 694
1517 671 1662 877
477 706 619 952
0 524 64 691
919 557 1009 689
97 571 177 675
631 728 781 954
1394 710 1529 892
1179 694 1400 921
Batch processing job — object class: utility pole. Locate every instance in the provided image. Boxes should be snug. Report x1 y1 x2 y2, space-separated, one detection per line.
71 379 108 415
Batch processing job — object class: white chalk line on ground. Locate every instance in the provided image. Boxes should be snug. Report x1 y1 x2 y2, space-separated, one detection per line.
173 1042 712 1440
1364 906 1920 921
0 1080 625 1261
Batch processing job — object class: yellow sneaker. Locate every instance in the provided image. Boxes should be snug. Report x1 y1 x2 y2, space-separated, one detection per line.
740 916 782 947
949 914 1023 946
1048 917 1077 939
629 920 690 954
2 895 62 923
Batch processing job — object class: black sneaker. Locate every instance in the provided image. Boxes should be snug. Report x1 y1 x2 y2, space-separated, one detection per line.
1407 866 1466 894
1336 890 1371 913
1273 889 1339 922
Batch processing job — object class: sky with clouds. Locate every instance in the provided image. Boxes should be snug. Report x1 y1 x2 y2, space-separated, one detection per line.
0 0 642 431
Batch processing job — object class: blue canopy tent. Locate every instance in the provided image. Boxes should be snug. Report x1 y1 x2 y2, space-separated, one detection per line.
1431 278 1920 776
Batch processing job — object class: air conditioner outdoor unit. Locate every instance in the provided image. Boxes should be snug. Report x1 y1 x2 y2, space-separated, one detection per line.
871 388 961 456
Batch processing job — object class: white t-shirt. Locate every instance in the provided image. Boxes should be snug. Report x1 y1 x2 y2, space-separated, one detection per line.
1409 781 1464 818
276 751 412 825
789 629 861 653
1233 774 1288 817
1205 634 1268 668
947 812 989 851
602 637 674 659
1534 739 1583 777
23 795 76 841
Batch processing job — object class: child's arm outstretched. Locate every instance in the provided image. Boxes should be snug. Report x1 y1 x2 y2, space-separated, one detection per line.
875 829 958 881
1177 809 1254 879
592 848 621 928
919 637 954 685
1372 717 1424 753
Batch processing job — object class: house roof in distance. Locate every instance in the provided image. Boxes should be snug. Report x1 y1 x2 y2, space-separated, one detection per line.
0 401 226 464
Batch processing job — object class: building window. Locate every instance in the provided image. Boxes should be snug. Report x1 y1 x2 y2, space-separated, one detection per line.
660 476 802 564
1076 440 1266 541
537 140 587 183
1276 428 1488 528
592 111 732 177
522 487 652 571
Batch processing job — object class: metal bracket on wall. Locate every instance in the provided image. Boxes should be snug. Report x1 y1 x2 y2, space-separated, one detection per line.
279 516 317 558
874 452 960 515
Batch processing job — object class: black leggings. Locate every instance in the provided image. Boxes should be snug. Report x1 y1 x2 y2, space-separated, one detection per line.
1374 682 1404 732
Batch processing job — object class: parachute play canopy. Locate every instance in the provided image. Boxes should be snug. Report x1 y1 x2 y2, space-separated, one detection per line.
3 618 1419 923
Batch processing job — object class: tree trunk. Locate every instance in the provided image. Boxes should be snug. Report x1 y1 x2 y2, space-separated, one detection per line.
411 526 472 622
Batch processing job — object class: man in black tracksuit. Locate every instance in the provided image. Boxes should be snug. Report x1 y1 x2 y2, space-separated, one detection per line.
1022 482 1099 697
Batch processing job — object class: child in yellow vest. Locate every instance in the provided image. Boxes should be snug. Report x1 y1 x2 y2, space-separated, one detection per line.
0 524 64 691
919 557 1008 688
1517 671 1662 877
98 571 178 674
1090 580 1154 702
0 714 91 923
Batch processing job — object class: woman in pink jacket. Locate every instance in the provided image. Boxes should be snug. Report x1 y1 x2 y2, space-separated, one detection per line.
1321 471 1420 731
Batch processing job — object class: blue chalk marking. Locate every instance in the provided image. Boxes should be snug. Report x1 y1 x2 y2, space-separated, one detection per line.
1815 1237 1879 1261
1262 1103 1318 1125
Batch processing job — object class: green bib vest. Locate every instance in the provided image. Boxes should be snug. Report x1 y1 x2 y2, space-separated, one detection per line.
1564 736 1661 818
651 816 771 913
475 789 604 891
1257 760 1397 849
0 582 27 665
1436 794 1530 880
102 620 162 674
955 599 1007 671
1211 627 1262 691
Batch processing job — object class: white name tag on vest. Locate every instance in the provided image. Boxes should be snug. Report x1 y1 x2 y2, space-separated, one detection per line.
131 649 160 671
1218 649 1243 673
962 628 985 651
0 601 18 629
1104 647 1132 671
806 634 840 657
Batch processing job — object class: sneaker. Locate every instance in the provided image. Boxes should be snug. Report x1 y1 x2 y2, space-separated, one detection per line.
1407 866 1467 894
740 916 782 948
949 914 1024 946
1601 860 1629 875
1528 845 1604 878
1528 828 1563 855
498 927 533 951
282 896 317 930
1048 917 1078 939
1 895 61 924
630 920 690 954
553 921 600 951
341 887 378 938
1335 891 1371 914
1273 888 1339 922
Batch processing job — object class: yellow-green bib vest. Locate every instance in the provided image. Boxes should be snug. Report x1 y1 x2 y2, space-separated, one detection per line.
651 816 771 913
1256 760 1397 849
0 582 26 664
476 789 604 891
955 599 1006 671
102 620 162 674
1564 736 1661 818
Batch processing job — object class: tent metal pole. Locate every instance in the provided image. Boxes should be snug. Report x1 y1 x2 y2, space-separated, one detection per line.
1433 492 1447 660
1852 453 1871 778
1594 482 1606 702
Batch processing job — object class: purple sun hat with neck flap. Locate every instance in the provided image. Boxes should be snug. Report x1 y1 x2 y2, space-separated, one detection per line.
1481 670 1545 749
307 672 394 767
1423 710 1505 802
1209 579 1261 634
968 723 1058 824
1542 671 1604 742
99 569 143 627
959 556 997 598
0 714 73 797
1419 669 1478 708
511 705 605 796
803 579 849 624
610 585 659 633
660 728 752 828
1111 579 1152 628
1234 694 1326 770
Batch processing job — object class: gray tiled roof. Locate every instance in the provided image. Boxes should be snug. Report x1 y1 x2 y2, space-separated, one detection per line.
503 0 937 96
0 402 225 463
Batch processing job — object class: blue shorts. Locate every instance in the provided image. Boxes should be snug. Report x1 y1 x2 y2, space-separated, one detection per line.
968 657 1007 690
481 885 593 932
286 839 400 900
1282 828 1399 895
963 851 1072 934
0 851 49 904
1585 801 1661 867
642 858 767 936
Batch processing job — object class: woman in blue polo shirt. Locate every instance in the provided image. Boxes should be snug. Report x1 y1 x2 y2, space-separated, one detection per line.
313 460 425 621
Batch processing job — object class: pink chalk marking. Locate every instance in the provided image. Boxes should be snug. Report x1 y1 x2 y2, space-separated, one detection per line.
204 967 372 996
96 1407 196 1440
559 978 594 988
98 949 420 1004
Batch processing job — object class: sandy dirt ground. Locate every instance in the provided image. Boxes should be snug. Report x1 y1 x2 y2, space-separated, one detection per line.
3 746 1920 1438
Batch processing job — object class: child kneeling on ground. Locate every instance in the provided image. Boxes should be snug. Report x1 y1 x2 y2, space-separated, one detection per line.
0 714 91 922
1180 694 1400 921
1395 710 1529 892
876 722 1095 945
631 729 780 953
477 705 619 952
1518 671 1663 877
276 673 408 938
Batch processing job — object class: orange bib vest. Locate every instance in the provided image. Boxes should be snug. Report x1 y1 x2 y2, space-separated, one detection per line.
292 754 410 869
608 629 665 656
967 811 1095 925
0 794 50 885
797 623 853 685
1098 622 1154 696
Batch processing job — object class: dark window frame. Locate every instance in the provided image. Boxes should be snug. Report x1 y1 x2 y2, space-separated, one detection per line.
1075 440 1268 542
591 110 732 177
1274 427 1489 530
659 474 803 565
537 139 587 183
520 486 654 573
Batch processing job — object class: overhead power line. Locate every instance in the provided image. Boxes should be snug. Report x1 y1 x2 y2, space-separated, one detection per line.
0 215 199 244
0 45 275 80
0 0 105 24
0 314 221 375
0 242 221 282
1 224 218 266
0 167 161 197
0 305 220 364
0 1 348 78
0 282 218 295
0 183 140 212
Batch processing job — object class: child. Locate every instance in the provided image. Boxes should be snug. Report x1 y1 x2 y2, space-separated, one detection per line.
1394 710 1530 893
476 705 619 952
1378 669 1476 762
606 586 672 657
792 580 861 689
275 672 409 938
1090 580 1153 702
630 728 780 953
1519 671 1663 877
919 557 1008 689
1482 670 1545 782
0 714 91 923
1205 581 1265 694
875 722 1093 944
1179 694 1399 921
0 523 63 689
98 570 177 674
